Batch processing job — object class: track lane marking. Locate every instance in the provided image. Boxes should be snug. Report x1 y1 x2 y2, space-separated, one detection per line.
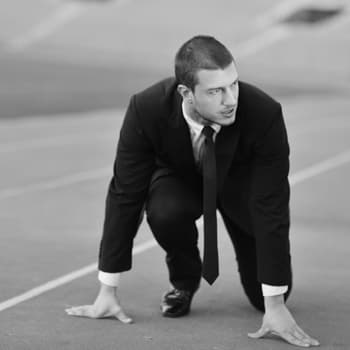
2 146 350 200
0 167 111 200
0 131 114 153
7 2 86 51
289 149 350 185
0 239 157 313
256 0 347 28
236 25 291 58
289 119 350 136
7 0 131 51
1 149 350 312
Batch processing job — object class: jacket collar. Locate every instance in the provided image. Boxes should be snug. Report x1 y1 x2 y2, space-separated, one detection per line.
165 85 242 190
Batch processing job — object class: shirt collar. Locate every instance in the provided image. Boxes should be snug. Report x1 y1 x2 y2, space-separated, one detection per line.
182 102 221 136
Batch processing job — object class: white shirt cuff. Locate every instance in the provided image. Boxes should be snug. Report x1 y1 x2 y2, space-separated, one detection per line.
261 284 288 297
98 271 121 287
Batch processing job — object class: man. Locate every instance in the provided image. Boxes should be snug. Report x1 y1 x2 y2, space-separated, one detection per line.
66 36 319 347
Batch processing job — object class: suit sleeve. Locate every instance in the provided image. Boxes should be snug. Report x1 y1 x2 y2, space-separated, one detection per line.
251 104 292 286
98 95 156 273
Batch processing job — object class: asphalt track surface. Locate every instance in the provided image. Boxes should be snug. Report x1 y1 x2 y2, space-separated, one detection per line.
0 1 350 349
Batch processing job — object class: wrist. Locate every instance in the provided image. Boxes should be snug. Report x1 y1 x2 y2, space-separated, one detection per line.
99 282 117 296
264 294 285 312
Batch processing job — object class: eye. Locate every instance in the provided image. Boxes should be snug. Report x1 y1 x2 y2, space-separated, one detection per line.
230 81 238 88
209 88 221 95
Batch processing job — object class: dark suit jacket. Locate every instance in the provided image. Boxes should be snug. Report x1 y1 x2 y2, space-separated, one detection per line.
99 77 291 286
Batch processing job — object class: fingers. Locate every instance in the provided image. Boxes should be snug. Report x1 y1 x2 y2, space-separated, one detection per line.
271 327 321 348
296 325 320 346
114 309 133 324
65 305 94 318
248 325 320 347
65 304 133 324
277 330 312 348
248 326 270 339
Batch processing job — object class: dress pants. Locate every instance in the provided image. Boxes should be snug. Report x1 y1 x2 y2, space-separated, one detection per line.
146 174 292 311
146 174 203 292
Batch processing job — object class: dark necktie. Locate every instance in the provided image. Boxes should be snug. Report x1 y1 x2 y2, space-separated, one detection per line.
200 126 219 285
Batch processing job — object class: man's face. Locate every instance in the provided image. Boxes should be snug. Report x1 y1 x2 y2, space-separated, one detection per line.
190 61 239 126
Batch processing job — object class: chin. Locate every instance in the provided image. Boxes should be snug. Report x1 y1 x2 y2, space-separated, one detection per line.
217 116 236 126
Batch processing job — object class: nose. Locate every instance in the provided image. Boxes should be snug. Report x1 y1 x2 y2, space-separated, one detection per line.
223 88 236 106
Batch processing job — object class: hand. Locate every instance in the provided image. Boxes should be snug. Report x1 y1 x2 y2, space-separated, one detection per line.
248 296 319 347
65 283 133 324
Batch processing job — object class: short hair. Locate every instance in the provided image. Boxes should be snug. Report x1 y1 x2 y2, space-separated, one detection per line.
175 35 234 91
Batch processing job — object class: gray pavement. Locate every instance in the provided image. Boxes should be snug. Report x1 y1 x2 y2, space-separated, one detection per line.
0 1 349 349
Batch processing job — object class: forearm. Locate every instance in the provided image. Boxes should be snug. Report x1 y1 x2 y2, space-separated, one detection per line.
252 106 292 285
252 182 292 285
99 94 155 272
98 190 145 272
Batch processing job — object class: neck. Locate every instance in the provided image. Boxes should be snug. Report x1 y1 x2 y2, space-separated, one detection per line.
184 100 211 126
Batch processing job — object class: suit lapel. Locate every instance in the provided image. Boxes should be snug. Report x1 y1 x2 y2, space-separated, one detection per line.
215 105 242 192
163 86 243 188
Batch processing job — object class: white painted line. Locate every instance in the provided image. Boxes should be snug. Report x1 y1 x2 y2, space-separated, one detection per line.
7 0 131 51
236 25 291 58
238 0 349 58
290 119 350 136
8 3 86 51
0 131 113 153
256 0 347 28
0 239 158 313
256 0 310 28
1 113 348 154
289 148 350 185
0 109 124 130
0 149 349 312
0 167 111 200
2 145 350 201
233 0 301 58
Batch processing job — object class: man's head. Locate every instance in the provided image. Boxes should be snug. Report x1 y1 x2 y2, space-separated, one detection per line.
175 35 239 126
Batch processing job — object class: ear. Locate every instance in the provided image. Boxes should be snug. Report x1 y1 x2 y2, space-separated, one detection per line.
177 84 194 102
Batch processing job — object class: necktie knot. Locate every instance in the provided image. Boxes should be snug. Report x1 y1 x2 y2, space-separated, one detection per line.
202 126 215 140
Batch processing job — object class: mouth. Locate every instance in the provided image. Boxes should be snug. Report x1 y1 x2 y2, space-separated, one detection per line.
221 107 235 117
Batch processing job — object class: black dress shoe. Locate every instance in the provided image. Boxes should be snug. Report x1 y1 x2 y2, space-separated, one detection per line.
161 289 195 318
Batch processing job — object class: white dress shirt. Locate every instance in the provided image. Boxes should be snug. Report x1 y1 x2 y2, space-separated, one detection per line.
99 102 288 297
